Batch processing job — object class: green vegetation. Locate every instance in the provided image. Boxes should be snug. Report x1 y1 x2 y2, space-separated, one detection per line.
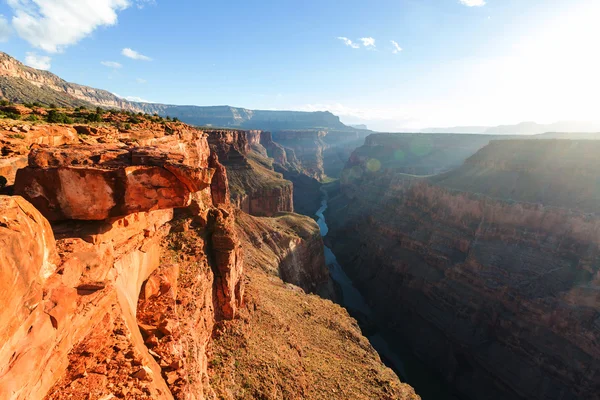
86 112 103 123
46 109 73 124
25 114 39 122
8 133 26 139
3 112 20 120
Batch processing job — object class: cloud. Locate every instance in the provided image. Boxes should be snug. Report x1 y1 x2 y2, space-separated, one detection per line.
337 37 359 49
114 93 152 103
391 40 402 54
122 47 152 61
7 0 131 53
0 15 11 42
101 61 122 68
459 0 486 6
359 37 376 48
135 0 156 9
25 52 51 70
136 78 147 84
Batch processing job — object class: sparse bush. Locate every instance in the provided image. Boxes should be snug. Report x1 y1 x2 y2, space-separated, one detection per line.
25 114 39 122
9 133 26 139
0 100 9 106
128 116 141 124
48 103 57 109
47 109 73 124
86 113 103 123
124 123 132 130
32 102 43 108
5 112 21 120
173 117 180 122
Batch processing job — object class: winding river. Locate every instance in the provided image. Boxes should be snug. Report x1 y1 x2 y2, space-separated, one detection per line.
315 189 458 400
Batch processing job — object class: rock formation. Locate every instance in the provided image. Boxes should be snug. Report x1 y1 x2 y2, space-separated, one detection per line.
206 128 294 216
0 111 414 399
326 137 600 400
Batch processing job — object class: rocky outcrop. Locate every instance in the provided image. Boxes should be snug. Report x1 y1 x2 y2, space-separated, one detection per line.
0 120 245 399
235 211 332 296
14 145 215 221
272 130 327 180
204 210 418 400
0 112 417 400
206 129 294 216
0 198 176 399
326 139 600 400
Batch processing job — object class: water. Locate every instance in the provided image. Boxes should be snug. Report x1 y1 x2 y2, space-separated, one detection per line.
315 190 459 399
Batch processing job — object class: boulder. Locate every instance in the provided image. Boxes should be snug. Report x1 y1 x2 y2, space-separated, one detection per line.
14 145 215 221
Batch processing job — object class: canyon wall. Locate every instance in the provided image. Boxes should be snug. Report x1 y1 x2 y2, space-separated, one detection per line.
326 138 600 400
205 129 294 216
0 124 246 399
0 113 416 399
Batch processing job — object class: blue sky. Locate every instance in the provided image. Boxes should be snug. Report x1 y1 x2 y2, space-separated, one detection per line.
0 0 598 130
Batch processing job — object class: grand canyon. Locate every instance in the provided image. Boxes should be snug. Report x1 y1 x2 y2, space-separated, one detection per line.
1 10 599 398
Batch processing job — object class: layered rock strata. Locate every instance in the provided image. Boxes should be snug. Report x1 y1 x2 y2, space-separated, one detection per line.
326 139 600 400
206 129 294 216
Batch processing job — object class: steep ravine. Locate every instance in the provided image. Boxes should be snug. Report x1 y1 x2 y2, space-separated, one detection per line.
316 188 458 400
324 138 600 400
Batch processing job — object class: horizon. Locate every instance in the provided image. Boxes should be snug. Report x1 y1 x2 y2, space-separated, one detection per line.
0 0 599 131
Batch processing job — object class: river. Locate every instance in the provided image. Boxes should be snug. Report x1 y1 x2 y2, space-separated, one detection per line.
315 190 459 400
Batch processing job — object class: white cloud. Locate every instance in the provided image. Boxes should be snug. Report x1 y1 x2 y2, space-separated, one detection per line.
101 61 122 68
114 93 151 103
459 0 486 7
8 0 130 53
136 0 156 9
0 15 11 42
24 52 51 70
136 78 147 84
122 47 152 61
359 37 376 48
337 37 359 49
391 40 402 54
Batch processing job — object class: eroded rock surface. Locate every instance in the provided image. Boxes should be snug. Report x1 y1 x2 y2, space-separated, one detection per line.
326 138 600 400
14 145 214 221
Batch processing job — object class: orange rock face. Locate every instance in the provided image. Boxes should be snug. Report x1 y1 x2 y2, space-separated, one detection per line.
14 145 215 221
0 195 59 355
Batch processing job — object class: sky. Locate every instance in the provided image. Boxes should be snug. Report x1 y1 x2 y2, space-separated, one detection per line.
0 0 599 131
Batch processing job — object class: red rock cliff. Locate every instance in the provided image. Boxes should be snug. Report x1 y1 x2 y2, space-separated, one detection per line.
326 139 600 400
205 128 294 216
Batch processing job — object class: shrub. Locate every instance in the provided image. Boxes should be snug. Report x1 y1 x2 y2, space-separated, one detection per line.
9 133 26 139
0 99 9 106
124 123 132 130
25 114 39 122
5 112 21 120
47 110 73 124
48 103 57 109
86 113 103 123
128 116 141 124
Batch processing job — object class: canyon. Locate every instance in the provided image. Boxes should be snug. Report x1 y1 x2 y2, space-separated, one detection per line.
325 133 600 400
2 50 600 400
0 107 418 399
